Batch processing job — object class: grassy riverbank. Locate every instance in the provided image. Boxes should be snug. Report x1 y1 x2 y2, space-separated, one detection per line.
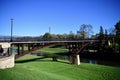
0 54 120 80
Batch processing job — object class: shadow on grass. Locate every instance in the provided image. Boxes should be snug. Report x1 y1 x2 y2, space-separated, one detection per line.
15 57 46 63
15 56 70 64
57 60 70 64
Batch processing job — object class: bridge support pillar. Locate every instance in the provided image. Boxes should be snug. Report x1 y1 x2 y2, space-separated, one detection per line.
70 54 80 65
76 54 80 65
17 44 20 55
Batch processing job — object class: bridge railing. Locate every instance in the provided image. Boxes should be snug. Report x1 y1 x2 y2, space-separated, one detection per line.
10 40 99 44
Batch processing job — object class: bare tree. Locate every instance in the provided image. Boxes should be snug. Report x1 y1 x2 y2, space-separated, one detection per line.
108 27 116 35
68 31 75 40
77 24 93 39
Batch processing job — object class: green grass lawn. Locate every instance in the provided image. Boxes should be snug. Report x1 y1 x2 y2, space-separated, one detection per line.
0 54 120 80
32 47 69 54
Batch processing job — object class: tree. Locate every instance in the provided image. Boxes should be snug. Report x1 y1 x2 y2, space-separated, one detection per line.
42 32 51 41
77 24 93 39
105 29 108 40
50 34 58 41
108 27 116 46
68 31 75 40
63 33 67 40
57 34 64 40
98 26 104 41
115 21 120 39
115 21 120 52
108 27 116 35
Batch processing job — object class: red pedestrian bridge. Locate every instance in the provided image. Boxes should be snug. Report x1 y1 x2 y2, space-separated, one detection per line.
0 40 100 69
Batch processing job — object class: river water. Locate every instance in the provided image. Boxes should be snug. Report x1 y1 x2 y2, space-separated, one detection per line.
80 58 120 67
33 53 120 67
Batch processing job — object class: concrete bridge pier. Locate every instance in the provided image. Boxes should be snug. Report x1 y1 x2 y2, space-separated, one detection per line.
68 42 81 65
68 42 89 65
76 54 80 65
69 54 80 65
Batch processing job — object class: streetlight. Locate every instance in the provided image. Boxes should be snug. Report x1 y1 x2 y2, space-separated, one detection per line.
10 18 13 42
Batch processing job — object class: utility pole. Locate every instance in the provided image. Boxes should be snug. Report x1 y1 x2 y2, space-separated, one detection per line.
10 18 13 42
49 27 51 34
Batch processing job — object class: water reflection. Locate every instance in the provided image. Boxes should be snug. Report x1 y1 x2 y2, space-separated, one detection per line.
89 60 97 64
81 59 97 64
81 58 120 67
12 49 17 53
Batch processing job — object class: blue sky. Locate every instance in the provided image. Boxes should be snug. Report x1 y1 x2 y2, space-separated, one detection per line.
0 0 120 36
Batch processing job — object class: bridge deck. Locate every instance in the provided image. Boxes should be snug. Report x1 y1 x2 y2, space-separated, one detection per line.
10 40 99 44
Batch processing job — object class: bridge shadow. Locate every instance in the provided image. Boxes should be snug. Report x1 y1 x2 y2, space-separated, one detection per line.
15 57 46 63
15 56 69 64
57 60 70 64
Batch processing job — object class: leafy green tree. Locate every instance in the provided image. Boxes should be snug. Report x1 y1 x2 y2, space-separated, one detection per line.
115 21 120 39
57 34 64 40
50 34 58 40
43 32 51 41
105 29 108 40
97 26 105 52
115 21 120 52
98 26 104 42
